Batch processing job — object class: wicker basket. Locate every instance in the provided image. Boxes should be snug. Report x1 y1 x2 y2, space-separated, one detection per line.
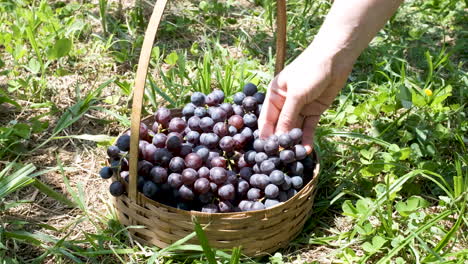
111 0 320 257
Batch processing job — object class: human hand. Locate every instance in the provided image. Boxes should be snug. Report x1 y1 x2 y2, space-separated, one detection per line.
258 49 353 153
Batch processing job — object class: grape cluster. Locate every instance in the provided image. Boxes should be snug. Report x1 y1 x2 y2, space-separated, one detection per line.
100 83 316 213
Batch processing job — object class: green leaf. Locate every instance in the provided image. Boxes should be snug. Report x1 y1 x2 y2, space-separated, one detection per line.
342 200 358 218
12 123 31 139
0 96 21 108
32 179 75 208
164 52 179 66
396 84 412 109
229 247 242 264
47 38 72 60
192 217 216 264
396 196 429 217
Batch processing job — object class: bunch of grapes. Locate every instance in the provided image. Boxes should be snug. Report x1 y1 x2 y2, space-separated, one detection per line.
99 83 316 213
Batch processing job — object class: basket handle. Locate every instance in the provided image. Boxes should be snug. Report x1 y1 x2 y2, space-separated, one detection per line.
128 0 288 202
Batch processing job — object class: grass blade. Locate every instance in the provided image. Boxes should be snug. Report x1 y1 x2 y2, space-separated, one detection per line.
193 217 217 264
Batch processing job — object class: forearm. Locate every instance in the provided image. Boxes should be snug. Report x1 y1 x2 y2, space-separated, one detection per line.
300 0 403 69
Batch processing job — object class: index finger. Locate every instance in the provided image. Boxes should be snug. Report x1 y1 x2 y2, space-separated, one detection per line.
258 79 283 139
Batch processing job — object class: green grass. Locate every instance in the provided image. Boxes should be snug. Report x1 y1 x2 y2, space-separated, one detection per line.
0 0 467 263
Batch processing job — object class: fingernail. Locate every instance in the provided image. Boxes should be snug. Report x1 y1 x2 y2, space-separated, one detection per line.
304 145 313 154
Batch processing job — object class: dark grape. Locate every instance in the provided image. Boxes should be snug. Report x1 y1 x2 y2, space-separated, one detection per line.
260 160 275 175
180 143 192 158
185 153 203 170
202 204 218 213
294 145 307 160
168 173 183 188
289 128 303 144
207 151 220 165
241 127 253 140
244 150 257 165
302 156 315 172
218 200 233 212
99 167 113 179
218 184 235 200
194 107 207 118
253 163 261 174
268 156 281 167
251 201 265 211
228 125 238 136
177 202 190 210
182 103 196 117
199 192 213 204
237 180 249 196
228 115 244 130
280 149 295 164
253 139 265 152
166 135 182 154
121 171 129 181
155 107 171 127
243 83 257 96
169 117 186 133
226 170 238 185
242 96 257 112
200 117 214 132
247 188 261 201
179 185 195 200
287 188 298 199
257 174 270 189
278 133 293 148
291 176 303 189
210 182 218 192
205 93 217 106
219 136 235 152
289 161 304 176
150 166 168 183
264 139 279 156
198 166 210 179
253 92 265 103
169 157 185 173
191 92 206 106
238 200 253 211
143 144 157 163
264 199 280 208
200 133 219 149
278 191 288 202
213 122 229 137
109 181 125 196
210 156 227 168
233 92 246 105
255 152 268 164
194 178 210 194
265 184 279 198
139 123 149 141
181 168 198 185
209 167 227 184
219 102 233 116
152 121 160 133
253 129 260 139
281 175 292 190
167 132 183 140
116 134 130 151
232 134 247 149
138 140 148 158
269 170 285 185
138 160 153 176
107 146 120 158
239 167 253 181
188 116 202 132
232 104 244 116
143 181 159 197
210 107 227 122
186 130 200 144
152 133 166 148
194 146 209 162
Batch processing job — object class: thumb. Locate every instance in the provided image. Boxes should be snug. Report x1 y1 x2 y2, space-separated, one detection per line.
275 95 304 134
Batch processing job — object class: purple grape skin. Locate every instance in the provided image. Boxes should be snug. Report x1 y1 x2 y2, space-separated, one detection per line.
237 180 250 196
202 204 219 213
168 173 183 188
179 185 195 200
226 170 238 185
253 92 265 103
199 192 213 204
219 136 235 152
206 151 220 166
289 128 303 144
179 144 193 158
194 107 208 118
99 167 113 179
244 151 257 165
167 132 183 141
280 149 296 164
256 174 270 189
242 96 257 112
220 102 233 116
213 122 229 137
205 93 217 106
116 134 131 151
255 152 268 164
264 139 279 156
268 156 281 167
279 191 288 202
210 182 218 193
150 166 168 183
294 145 307 160
210 107 227 122
238 200 253 211
209 167 227 184
247 188 262 201
214 89 225 103
142 181 158 197
253 139 265 152
264 199 280 208
181 168 198 185
143 144 157 163
152 133 167 148
253 129 260 139
138 140 148 159
169 118 186 133
194 146 210 162
211 156 227 168
194 178 210 194
291 176 303 189
260 160 275 175
253 163 261 174
228 115 244 130
138 160 153 176
287 188 298 199
279 134 294 149
218 200 233 212
185 153 203 170
188 116 202 132
289 161 304 176
270 170 285 185
191 92 206 106
243 113 257 128
186 130 200 144
232 134 247 149
281 175 292 190
241 127 253 140
152 121 160 133
233 92 246 105
166 135 182 154
154 107 171 128
182 103 196 117
228 125 238 136
239 167 253 181
198 166 210 179
251 201 265 211
169 157 185 173
232 105 244 116
218 184 235 200
265 184 279 198
243 83 258 96
200 117 214 132
107 146 120 158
